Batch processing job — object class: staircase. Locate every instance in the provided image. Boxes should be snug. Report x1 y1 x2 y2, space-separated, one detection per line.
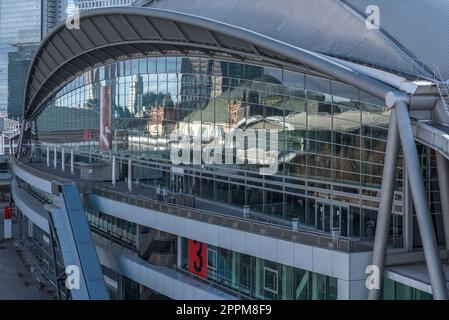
138 227 176 265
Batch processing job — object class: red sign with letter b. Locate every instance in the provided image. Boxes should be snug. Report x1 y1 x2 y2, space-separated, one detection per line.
188 240 207 279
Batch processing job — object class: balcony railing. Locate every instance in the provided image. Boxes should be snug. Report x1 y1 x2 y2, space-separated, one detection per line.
13 158 374 253
90 185 373 253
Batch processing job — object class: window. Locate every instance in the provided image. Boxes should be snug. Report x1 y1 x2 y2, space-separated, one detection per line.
207 246 217 280
263 267 278 299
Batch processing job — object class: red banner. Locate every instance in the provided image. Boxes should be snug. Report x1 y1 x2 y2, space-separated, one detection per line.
83 129 91 141
4 206 12 219
188 240 207 279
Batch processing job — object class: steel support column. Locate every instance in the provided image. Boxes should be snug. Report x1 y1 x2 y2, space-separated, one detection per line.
61 148 65 172
53 146 57 169
128 158 132 192
436 153 449 250
395 101 448 300
46 146 50 167
112 156 116 187
368 111 400 300
70 150 74 175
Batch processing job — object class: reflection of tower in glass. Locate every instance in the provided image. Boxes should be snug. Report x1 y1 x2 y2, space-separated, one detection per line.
180 57 220 109
84 71 95 108
128 74 143 115
210 61 222 99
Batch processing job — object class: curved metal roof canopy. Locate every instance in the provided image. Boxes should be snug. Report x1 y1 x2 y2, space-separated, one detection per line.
141 0 449 80
24 7 397 119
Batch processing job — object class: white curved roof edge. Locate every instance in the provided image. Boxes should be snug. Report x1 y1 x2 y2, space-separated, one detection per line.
325 54 438 96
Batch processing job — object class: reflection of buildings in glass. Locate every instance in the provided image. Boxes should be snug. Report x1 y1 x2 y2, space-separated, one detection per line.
210 61 223 99
128 75 144 116
228 98 242 126
7 44 36 120
180 57 220 110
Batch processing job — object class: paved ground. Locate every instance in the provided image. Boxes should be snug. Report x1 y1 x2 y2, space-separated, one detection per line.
0 207 54 300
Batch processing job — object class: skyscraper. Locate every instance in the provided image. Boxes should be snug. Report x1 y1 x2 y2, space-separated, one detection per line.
0 0 41 118
0 0 135 120
7 45 35 120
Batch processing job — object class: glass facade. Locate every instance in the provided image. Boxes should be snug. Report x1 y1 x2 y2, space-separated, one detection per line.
32 55 407 245
86 207 137 249
383 278 432 300
102 265 143 300
180 237 337 300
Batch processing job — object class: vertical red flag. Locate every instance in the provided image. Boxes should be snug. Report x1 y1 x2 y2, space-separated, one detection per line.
83 129 91 141
4 206 12 219
4 206 12 239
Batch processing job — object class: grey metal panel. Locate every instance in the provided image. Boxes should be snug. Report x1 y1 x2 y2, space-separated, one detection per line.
71 29 95 51
182 24 216 45
214 32 253 52
145 0 435 78
59 28 84 53
36 59 51 76
110 15 141 40
52 34 74 58
40 49 59 70
345 0 449 81
130 16 163 40
81 19 109 47
46 43 66 65
151 17 188 41
412 121 449 161
91 16 124 43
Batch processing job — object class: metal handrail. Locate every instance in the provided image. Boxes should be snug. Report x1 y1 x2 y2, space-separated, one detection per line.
13 156 373 252
92 184 373 253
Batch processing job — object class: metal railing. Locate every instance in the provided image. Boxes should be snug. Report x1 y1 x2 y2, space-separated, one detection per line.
91 185 373 253
13 157 374 252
